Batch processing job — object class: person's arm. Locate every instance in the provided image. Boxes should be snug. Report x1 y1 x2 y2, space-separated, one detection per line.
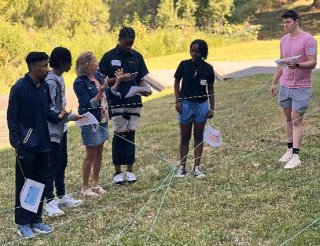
174 79 182 113
7 85 21 148
287 55 317 69
46 79 60 113
270 51 284 97
207 82 215 118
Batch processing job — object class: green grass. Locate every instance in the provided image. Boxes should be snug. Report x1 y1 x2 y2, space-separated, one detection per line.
1 72 320 245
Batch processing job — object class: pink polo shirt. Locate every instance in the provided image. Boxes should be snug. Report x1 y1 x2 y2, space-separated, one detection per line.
280 31 317 88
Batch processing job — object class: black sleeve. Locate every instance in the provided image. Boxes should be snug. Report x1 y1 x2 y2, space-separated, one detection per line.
207 64 215 84
7 85 21 148
174 61 184 82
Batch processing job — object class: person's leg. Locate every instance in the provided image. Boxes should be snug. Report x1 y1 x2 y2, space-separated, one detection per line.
15 146 36 225
291 110 303 149
193 122 206 166
125 130 135 172
92 143 104 187
45 142 61 202
82 146 98 190
283 107 293 144
179 123 193 167
55 131 68 198
31 151 49 224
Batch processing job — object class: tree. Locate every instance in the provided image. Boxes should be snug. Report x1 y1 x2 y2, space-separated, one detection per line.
176 0 197 26
156 0 177 28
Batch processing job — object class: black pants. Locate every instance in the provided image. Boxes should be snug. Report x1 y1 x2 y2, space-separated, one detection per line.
15 146 49 225
45 131 68 201
112 131 135 165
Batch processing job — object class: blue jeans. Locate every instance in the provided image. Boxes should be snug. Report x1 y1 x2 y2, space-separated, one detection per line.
178 100 209 124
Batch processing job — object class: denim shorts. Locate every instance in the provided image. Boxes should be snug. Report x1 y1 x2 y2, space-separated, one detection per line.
178 100 209 124
279 85 312 113
80 122 109 146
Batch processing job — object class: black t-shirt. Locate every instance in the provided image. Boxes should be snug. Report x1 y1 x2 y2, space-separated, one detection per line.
174 59 214 102
99 46 149 108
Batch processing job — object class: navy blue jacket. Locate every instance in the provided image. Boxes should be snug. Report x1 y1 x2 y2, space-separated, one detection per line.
73 71 107 122
99 46 149 108
7 74 61 151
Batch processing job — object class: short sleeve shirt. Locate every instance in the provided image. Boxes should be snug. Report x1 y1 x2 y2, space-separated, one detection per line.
280 31 317 88
174 59 214 102
99 46 149 108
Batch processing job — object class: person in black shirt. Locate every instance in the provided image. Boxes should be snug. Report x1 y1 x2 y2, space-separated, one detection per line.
174 39 215 178
99 27 151 185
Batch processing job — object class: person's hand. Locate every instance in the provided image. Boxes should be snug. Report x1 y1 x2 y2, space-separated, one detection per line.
140 89 152 97
287 61 298 69
207 109 214 119
114 68 133 82
75 114 85 121
270 84 277 97
175 100 182 113
98 78 108 92
58 110 72 119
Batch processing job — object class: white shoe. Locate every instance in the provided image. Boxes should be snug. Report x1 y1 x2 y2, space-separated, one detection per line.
125 171 137 183
58 194 83 208
279 148 293 163
45 200 65 217
193 166 206 178
114 173 124 185
284 154 301 169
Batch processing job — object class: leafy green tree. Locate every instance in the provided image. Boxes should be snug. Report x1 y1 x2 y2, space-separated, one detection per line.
156 0 177 28
195 0 234 31
176 0 197 26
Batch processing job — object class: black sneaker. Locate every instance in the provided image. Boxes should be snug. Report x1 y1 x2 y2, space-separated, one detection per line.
175 165 188 177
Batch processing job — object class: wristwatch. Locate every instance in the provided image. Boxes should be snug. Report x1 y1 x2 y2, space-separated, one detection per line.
296 63 300 68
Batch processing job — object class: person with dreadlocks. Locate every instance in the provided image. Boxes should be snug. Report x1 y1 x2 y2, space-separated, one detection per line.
174 39 215 178
99 26 151 185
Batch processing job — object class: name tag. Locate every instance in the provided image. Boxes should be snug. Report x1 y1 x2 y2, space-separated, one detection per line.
200 79 207 86
111 60 121 66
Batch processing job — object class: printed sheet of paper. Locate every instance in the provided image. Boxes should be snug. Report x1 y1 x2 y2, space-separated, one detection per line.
76 112 99 126
203 125 222 147
275 55 301 67
125 86 151 98
20 179 45 213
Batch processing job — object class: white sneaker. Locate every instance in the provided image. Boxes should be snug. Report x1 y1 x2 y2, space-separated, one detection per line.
279 148 293 163
114 173 124 185
45 200 65 217
125 171 137 183
193 166 206 178
284 154 301 169
58 194 83 209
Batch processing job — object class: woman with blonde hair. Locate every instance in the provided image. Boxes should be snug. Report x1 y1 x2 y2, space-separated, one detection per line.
73 51 109 197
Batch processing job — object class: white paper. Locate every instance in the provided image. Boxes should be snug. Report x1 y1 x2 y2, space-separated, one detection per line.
275 55 301 67
125 86 151 98
76 112 99 126
20 179 45 213
203 125 222 147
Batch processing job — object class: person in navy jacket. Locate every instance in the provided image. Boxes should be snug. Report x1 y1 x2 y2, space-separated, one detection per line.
7 52 69 238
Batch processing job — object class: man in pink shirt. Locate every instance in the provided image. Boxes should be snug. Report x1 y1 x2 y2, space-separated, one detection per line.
270 10 317 169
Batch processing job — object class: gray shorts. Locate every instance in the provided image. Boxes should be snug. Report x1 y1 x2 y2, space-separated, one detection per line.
279 85 312 113
111 107 141 132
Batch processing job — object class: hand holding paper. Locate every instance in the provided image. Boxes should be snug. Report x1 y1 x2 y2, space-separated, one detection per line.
125 86 151 98
76 112 99 126
275 55 301 67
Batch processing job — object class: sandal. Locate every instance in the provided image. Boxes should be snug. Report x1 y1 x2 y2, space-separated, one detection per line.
81 188 98 197
91 185 106 194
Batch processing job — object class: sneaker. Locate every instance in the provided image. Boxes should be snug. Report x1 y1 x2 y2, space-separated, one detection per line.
279 148 293 163
58 194 83 208
125 171 137 183
81 188 99 197
45 200 65 217
91 185 107 194
193 165 206 178
113 173 124 185
30 223 54 234
284 154 301 169
17 224 36 239
175 165 188 177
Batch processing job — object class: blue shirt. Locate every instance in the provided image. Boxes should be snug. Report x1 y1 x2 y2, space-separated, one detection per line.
7 73 60 151
73 71 107 122
99 45 149 108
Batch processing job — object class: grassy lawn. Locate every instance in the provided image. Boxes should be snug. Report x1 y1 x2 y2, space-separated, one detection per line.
1 72 320 245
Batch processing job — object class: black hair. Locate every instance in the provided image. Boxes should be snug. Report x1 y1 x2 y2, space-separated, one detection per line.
25 52 49 69
119 27 136 40
190 39 208 60
281 10 300 21
49 47 72 69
